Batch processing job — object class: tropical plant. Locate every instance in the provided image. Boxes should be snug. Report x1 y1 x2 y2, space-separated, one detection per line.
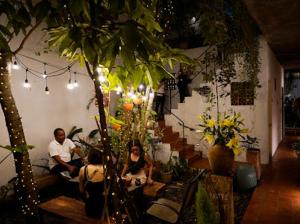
45 1 193 222
197 112 257 155
110 91 160 162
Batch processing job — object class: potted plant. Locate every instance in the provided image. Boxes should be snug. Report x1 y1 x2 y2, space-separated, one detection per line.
197 112 257 176
160 154 175 183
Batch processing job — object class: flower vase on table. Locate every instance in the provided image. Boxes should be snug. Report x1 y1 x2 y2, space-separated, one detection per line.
197 112 258 176
207 144 234 176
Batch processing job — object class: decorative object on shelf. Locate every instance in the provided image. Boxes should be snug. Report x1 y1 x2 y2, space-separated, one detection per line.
197 112 257 176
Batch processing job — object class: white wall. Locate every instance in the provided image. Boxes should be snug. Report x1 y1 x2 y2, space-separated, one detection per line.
0 49 99 186
265 40 284 156
165 37 283 164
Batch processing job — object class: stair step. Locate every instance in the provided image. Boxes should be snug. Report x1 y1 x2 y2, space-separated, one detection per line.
170 139 187 150
162 132 179 141
178 144 194 157
158 120 166 128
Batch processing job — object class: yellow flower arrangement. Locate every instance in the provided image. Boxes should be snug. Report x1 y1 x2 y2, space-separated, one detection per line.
198 112 256 155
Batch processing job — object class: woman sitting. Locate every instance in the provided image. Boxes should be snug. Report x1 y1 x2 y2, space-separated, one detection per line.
121 139 154 186
79 149 104 218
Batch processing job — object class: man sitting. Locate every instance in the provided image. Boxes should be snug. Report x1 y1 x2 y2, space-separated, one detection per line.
48 128 84 178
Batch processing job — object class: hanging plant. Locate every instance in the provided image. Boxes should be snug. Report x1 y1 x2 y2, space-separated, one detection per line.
197 0 261 94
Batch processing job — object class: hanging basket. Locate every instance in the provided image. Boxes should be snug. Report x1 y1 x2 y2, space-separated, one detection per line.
207 144 234 176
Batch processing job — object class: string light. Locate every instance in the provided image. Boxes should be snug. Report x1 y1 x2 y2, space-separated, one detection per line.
67 67 74 90
12 60 20 70
138 84 144 91
73 72 79 87
23 69 31 89
116 86 122 95
44 77 50 95
42 63 47 78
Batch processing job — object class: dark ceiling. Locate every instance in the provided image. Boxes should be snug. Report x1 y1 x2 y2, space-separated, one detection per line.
244 0 300 69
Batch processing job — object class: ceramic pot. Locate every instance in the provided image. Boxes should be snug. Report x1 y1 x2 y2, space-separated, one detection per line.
207 144 234 176
161 171 172 183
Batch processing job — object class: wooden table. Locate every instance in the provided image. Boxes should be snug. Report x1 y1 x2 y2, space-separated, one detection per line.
39 196 101 224
143 181 166 198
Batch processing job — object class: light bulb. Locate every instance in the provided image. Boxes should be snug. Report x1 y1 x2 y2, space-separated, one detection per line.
42 72 47 79
12 61 20 70
149 92 155 98
45 86 50 95
67 79 74 90
73 80 79 87
23 79 31 88
98 75 105 83
139 84 144 90
115 86 122 93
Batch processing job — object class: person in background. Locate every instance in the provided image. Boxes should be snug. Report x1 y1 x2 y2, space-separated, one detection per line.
48 128 84 177
155 78 166 120
79 149 104 218
121 139 154 186
177 65 191 103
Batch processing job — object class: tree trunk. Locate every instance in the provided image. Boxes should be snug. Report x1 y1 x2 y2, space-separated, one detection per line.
0 52 39 223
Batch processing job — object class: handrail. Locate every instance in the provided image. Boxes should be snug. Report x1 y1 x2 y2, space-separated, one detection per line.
163 46 212 141
165 107 185 139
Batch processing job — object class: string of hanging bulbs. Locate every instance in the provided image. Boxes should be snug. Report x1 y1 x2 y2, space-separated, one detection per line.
12 54 86 94
11 54 152 100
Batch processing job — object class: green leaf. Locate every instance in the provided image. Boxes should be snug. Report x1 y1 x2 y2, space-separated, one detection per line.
0 25 11 38
33 0 50 22
88 129 99 138
120 46 135 71
121 21 140 50
1 2 15 19
67 127 83 140
83 38 96 65
0 33 11 52
69 0 83 16
16 6 31 26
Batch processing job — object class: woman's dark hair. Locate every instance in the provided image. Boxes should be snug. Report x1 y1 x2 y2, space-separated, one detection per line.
88 149 103 165
127 139 143 154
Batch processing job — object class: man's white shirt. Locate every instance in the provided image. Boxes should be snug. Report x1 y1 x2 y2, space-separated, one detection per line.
48 138 76 169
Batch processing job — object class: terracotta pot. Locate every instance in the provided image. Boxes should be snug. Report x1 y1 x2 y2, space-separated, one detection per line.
161 171 172 183
207 144 234 176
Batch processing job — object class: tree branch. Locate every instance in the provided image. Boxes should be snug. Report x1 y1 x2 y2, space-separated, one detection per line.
13 20 43 54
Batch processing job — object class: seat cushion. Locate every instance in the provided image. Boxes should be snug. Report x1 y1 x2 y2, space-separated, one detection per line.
147 198 181 223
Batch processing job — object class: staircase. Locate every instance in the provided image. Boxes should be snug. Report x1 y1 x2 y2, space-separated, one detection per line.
158 120 203 168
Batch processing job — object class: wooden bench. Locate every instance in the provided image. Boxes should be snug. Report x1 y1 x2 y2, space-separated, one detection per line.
34 174 61 191
143 181 166 198
39 196 101 224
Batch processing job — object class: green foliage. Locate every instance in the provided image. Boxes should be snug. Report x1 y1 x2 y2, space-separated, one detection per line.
0 144 34 153
195 182 219 224
197 0 261 92
0 0 50 55
46 0 193 90
67 126 83 140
